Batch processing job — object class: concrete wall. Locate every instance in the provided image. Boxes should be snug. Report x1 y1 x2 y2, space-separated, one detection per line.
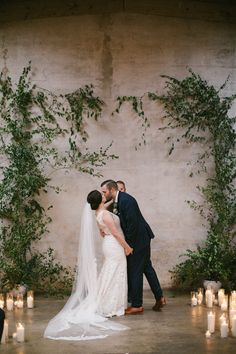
0 1 236 287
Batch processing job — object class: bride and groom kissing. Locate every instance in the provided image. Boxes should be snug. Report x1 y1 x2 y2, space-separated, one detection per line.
44 180 165 341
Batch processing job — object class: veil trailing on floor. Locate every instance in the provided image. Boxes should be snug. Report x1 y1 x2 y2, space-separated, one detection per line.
44 203 128 341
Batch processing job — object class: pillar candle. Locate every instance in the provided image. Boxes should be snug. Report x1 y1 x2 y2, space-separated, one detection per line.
205 289 213 308
221 299 228 312
191 293 197 306
17 294 23 309
232 315 236 337
197 289 203 305
27 291 34 309
6 293 14 311
205 330 211 338
220 321 228 338
16 323 25 342
231 291 236 302
230 308 236 327
207 311 215 333
0 294 4 309
219 313 226 325
218 289 225 307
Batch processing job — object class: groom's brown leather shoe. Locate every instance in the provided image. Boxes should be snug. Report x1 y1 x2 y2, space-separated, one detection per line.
125 306 144 315
152 297 167 311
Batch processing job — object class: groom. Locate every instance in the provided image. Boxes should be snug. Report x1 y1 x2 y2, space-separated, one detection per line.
101 180 165 314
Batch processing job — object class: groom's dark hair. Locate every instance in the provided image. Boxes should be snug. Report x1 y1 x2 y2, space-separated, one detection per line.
101 180 118 191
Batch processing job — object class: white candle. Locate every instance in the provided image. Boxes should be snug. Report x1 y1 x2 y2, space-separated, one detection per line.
197 289 203 305
207 311 215 333
27 291 34 309
219 313 226 325
232 315 236 337
230 308 236 327
230 300 236 310
231 291 236 302
16 323 25 342
220 321 228 338
221 299 227 312
6 299 13 311
191 294 197 306
205 289 213 308
17 300 24 309
27 296 34 308
218 289 225 306
1 320 8 344
205 330 211 338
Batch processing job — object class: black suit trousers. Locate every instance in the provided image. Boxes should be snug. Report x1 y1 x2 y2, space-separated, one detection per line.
127 245 163 307
0 308 5 342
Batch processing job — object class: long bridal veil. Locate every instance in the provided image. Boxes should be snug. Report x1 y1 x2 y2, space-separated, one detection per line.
44 203 128 341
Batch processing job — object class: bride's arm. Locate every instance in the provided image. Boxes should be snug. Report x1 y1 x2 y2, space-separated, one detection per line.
102 211 133 256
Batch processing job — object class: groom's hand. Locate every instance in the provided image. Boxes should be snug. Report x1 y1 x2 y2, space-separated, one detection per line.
125 246 133 256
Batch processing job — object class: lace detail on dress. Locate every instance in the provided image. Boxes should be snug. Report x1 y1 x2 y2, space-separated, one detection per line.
96 210 127 317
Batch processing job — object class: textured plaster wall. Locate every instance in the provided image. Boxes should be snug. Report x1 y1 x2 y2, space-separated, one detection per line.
0 0 236 287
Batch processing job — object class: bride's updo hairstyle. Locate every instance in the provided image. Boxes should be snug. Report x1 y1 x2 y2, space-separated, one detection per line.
87 190 102 210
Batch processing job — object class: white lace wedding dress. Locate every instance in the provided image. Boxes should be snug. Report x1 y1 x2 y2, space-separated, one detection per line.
44 205 128 341
96 210 127 317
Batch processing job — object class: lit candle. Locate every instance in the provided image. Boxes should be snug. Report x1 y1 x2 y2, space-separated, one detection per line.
16 322 25 342
205 289 213 308
220 321 228 338
232 315 236 337
207 311 215 333
231 291 236 302
219 313 226 325
230 308 236 327
197 288 203 305
0 294 4 309
0 320 8 344
27 290 34 309
218 289 225 307
191 292 197 306
6 293 14 311
205 330 211 338
221 298 228 312
17 294 24 309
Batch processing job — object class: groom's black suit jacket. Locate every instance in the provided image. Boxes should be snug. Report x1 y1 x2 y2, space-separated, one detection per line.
117 192 155 252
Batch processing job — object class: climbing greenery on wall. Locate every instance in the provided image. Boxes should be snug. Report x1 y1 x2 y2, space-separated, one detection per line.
0 64 116 294
116 70 236 290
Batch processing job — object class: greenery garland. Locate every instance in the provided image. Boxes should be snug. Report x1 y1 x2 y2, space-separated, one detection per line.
0 64 116 294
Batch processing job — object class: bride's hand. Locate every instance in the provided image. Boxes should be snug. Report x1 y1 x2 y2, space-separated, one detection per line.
125 246 133 256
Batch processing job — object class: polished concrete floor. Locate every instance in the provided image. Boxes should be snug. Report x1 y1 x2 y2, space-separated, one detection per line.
1 290 235 354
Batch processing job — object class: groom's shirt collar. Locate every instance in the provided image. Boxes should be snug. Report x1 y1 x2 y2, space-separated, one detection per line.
115 191 119 203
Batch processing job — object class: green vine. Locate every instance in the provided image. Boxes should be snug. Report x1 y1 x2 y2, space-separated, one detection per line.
116 70 236 290
0 64 117 294
114 95 150 148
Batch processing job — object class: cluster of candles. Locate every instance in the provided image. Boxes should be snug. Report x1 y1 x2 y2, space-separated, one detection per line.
0 290 34 343
191 288 236 338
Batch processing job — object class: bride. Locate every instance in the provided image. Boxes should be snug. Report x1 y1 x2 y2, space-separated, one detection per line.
44 190 133 340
